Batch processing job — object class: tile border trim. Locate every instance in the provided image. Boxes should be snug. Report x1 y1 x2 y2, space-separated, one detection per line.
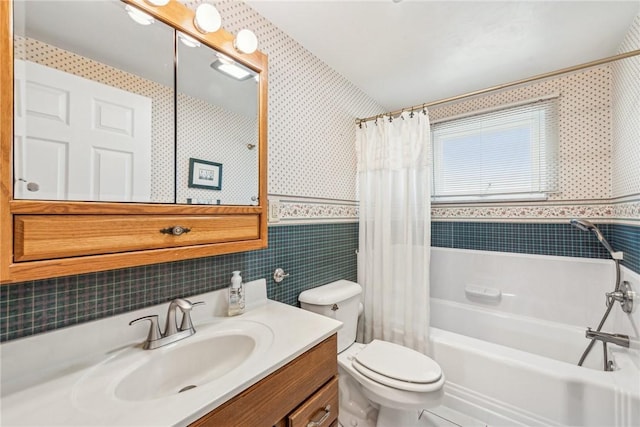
431 199 640 224
270 195 359 224
269 197 640 224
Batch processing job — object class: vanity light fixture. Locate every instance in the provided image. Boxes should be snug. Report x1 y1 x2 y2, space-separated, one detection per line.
234 29 258 54
125 5 155 26
145 0 170 6
177 31 201 48
193 3 221 34
210 54 254 80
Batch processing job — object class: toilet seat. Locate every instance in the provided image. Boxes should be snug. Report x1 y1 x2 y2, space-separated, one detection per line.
352 340 442 392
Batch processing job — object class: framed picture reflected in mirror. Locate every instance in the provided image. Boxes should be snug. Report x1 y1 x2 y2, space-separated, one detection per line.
188 158 222 190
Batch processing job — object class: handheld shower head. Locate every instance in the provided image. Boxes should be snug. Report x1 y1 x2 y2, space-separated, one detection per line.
570 218 602 237
570 218 623 260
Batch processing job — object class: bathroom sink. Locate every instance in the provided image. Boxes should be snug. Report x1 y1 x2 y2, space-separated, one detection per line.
115 334 256 401
71 319 274 406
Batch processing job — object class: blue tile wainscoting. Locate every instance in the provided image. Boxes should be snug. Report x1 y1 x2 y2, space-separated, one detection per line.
431 222 640 274
0 223 358 343
1 221 638 342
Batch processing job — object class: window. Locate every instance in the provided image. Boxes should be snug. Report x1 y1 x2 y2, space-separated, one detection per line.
431 97 558 203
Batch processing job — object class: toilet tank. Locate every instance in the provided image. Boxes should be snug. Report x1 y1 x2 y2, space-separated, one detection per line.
298 280 362 353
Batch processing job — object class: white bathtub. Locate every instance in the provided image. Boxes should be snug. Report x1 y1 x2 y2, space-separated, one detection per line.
429 248 640 427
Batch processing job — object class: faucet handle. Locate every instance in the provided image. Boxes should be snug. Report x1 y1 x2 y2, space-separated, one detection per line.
129 315 162 346
179 301 205 332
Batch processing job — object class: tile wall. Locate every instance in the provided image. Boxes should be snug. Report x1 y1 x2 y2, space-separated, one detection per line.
4 220 636 343
0 223 358 342
431 222 639 273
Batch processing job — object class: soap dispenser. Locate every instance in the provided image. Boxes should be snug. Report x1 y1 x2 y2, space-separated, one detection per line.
228 271 245 316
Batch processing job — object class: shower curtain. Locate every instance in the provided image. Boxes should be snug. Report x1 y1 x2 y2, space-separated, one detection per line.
356 111 432 353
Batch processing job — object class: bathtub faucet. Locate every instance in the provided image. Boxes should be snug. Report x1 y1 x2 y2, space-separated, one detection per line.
605 281 634 314
585 328 630 348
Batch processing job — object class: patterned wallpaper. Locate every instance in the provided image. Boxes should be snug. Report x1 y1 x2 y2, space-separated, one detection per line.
241 5 637 224
612 13 640 199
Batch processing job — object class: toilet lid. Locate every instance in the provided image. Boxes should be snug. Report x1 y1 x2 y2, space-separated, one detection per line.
353 340 442 386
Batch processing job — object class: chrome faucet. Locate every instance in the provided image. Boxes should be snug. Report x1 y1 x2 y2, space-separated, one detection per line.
585 328 630 348
605 281 634 314
129 298 205 350
585 327 630 371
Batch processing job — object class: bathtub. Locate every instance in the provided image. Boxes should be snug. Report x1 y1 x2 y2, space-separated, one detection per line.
429 248 640 427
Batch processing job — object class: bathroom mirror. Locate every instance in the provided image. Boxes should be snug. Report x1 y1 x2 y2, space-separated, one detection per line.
176 38 259 206
12 0 262 206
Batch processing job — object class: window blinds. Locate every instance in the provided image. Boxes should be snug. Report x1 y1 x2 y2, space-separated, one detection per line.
431 97 559 202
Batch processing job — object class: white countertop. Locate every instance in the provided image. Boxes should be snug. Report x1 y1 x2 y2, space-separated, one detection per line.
0 279 342 426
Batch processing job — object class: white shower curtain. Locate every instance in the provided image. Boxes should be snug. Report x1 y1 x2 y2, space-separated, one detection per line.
356 111 432 353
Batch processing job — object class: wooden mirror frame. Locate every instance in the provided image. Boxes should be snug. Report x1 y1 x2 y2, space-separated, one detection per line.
0 0 268 284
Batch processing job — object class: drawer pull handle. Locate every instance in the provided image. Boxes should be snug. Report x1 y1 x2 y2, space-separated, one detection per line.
307 404 331 427
160 226 191 236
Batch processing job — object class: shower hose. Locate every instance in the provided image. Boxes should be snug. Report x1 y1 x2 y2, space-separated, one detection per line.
577 259 621 367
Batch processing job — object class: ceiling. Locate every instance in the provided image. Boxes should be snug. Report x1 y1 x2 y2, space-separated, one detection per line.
246 0 639 112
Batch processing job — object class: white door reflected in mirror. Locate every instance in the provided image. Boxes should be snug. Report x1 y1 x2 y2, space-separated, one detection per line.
14 60 152 202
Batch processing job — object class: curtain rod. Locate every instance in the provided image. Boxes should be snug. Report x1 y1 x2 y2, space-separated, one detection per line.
356 49 640 125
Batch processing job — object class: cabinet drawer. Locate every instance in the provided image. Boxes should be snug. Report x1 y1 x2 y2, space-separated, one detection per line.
288 376 338 427
191 335 337 427
14 214 260 261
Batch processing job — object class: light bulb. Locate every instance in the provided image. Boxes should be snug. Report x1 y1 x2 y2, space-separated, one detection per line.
234 29 258 54
194 3 221 34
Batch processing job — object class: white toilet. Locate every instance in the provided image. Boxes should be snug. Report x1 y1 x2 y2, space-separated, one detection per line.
299 280 444 427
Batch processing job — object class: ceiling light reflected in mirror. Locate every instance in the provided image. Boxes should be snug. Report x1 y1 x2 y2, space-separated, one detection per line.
178 31 201 48
210 54 255 80
125 5 154 26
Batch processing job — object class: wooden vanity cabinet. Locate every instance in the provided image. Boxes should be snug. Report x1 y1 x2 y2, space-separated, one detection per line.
191 334 339 427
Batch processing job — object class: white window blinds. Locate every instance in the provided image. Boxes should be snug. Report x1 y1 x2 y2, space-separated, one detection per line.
431 97 559 202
